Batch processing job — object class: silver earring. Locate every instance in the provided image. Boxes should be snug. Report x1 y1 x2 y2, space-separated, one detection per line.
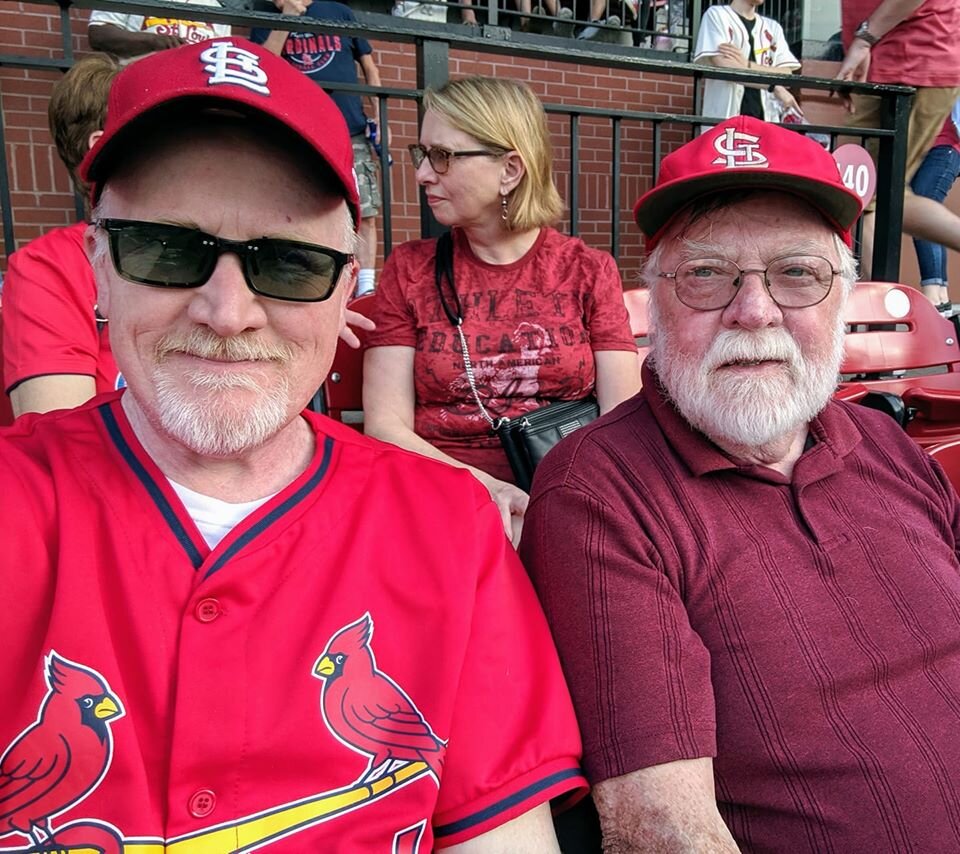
500 193 510 224
94 304 108 324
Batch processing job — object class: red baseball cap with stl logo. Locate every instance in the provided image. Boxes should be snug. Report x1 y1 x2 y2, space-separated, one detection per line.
633 115 863 250
80 38 361 225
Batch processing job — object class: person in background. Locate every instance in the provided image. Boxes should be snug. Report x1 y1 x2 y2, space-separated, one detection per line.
460 0 532 30
252 0 383 297
0 39 585 852
910 101 960 312
2 54 122 418
391 0 447 23
836 0 960 277
363 76 639 546
87 0 230 61
574 0 623 41
693 0 801 124
522 115 960 852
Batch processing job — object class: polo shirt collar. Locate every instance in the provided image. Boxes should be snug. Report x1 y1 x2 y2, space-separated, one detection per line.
642 359 863 484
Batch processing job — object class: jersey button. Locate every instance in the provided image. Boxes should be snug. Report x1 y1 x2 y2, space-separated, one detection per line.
195 598 222 623
188 788 217 818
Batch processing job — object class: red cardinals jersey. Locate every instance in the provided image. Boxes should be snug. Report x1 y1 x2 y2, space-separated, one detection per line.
2 222 122 396
0 394 585 853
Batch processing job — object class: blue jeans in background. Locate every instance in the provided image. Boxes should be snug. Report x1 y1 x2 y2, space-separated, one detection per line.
910 144 960 286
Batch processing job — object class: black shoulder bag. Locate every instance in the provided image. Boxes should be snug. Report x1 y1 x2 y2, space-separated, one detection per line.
434 231 599 492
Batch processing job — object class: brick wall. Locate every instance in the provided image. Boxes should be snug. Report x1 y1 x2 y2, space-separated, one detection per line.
0 2 700 282
0 4 89 256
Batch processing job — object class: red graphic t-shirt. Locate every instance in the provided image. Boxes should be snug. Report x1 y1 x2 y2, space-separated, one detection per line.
367 227 636 481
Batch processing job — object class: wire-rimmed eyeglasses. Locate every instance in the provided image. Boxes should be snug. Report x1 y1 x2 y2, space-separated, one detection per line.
658 255 841 311
407 144 504 174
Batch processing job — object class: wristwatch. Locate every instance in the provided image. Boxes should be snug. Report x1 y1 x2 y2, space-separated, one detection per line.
853 20 880 47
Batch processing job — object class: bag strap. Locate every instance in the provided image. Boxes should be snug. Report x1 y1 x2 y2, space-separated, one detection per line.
434 231 461 326
434 231 505 430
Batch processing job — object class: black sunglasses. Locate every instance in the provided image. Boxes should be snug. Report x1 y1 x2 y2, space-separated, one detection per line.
407 144 503 174
94 219 354 303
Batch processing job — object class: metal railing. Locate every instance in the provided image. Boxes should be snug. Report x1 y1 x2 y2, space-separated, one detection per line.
0 0 913 281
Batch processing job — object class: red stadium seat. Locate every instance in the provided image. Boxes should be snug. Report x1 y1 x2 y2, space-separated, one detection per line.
319 292 375 430
0 308 15 427
842 282 960 377
926 438 960 493
840 282 960 446
623 287 650 338
622 287 650 371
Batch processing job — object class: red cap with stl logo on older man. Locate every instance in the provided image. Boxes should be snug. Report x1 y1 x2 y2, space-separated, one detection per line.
634 116 863 250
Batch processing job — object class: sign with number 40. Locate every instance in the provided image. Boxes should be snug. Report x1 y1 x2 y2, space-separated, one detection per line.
833 144 877 204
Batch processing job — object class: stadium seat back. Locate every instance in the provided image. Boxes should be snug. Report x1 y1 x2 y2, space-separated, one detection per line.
623 287 650 339
839 283 960 446
623 287 651 370
319 292 375 430
842 282 960 376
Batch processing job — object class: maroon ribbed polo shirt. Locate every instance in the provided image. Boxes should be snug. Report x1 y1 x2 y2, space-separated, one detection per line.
522 360 960 853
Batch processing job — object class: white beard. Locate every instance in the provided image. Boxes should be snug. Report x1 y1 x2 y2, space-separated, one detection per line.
152 329 293 457
653 318 845 450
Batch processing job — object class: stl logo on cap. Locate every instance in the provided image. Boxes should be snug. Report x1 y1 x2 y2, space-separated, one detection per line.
711 127 768 170
200 41 270 96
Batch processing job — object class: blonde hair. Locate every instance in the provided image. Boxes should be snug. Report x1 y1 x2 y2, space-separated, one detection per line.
424 76 563 231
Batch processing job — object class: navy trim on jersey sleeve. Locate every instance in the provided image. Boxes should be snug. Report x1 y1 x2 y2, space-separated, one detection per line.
203 434 335 579
99 402 206 570
433 767 583 839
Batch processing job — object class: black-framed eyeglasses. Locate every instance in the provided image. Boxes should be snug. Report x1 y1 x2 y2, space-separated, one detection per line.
407 144 503 174
658 255 841 311
94 219 354 303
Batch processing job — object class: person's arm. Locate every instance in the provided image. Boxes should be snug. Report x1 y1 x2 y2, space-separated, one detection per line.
708 47 801 104
709 44 800 82
856 0 927 40
704 42 748 69
444 804 560 853
258 0 310 55
594 349 640 414
363 344 528 544
10 375 97 418
594 759 740 854
692 6 726 64
835 0 926 84
87 22 184 56
580 252 639 411
767 29 802 113
771 84 801 114
357 53 382 122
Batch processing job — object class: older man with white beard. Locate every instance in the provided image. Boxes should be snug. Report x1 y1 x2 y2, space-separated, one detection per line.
521 116 960 853
0 40 587 853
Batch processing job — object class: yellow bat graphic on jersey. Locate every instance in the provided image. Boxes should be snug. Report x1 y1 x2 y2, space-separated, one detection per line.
0 761 430 854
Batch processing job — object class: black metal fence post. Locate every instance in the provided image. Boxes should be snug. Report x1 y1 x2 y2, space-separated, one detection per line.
416 38 449 239
871 88 912 282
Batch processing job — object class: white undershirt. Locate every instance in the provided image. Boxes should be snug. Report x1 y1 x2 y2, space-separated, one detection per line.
169 479 277 549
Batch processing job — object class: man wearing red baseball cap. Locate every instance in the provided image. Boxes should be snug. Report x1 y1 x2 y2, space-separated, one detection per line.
523 116 960 852
0 39 586 852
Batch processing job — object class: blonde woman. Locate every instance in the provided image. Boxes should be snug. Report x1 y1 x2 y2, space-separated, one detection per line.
364 76 639 544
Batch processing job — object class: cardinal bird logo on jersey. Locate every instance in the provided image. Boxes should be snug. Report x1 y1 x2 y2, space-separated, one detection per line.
314 614 446 785
0 652 124 850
